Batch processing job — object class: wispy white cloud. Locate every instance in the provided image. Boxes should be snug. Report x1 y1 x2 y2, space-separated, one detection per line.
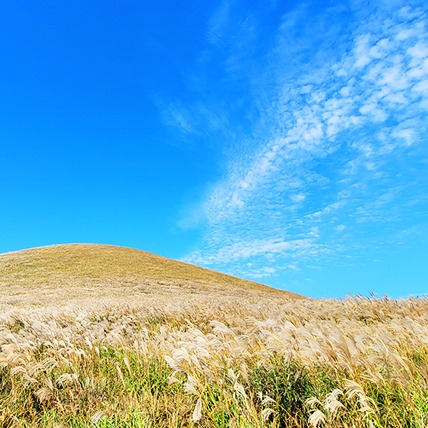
158 97 233 151
205 0 231 48
181 0 428 284
161 102 195 135
189 237 320 265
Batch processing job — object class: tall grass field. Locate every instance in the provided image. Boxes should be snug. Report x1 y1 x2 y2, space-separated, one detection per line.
0 245 427 427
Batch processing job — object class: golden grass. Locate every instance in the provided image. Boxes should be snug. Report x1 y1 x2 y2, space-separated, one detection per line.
0 245 427 427
0 244 299 306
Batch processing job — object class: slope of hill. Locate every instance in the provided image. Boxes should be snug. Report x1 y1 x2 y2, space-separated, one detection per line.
0 244 301 305
1 245 426 427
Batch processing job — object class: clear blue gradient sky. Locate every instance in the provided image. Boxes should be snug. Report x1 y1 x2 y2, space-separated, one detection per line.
1 0 427 298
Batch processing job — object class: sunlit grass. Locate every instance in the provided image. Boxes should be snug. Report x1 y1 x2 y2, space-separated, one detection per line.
1 296 427 427
0 244 295 307
0 245 427 426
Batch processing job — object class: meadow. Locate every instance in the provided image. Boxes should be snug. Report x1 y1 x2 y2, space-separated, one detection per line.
1 294 427 427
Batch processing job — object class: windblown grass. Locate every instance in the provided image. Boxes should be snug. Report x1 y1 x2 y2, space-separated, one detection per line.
1 295 427 427
0 245 426 426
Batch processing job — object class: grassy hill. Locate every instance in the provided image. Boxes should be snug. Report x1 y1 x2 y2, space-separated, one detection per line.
0 244 300 305
0 245 427 427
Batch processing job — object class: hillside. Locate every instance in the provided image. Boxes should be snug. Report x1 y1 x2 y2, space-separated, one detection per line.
1 245 427 427
0 244 301 305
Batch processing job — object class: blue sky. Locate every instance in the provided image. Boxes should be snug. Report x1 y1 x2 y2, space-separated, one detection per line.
1 0 427 298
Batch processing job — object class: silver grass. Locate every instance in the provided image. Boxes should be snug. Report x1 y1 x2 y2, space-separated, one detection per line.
192 397 203 422
308 409 326 427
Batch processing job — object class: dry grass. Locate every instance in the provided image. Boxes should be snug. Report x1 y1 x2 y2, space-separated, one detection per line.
0 245 427 427
0 244 298 306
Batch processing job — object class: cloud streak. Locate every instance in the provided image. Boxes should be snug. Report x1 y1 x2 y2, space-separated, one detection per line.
181 0 428 286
